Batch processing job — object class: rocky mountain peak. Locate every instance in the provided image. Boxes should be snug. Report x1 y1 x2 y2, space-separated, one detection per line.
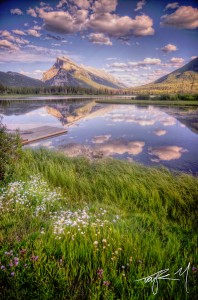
43 56 125 89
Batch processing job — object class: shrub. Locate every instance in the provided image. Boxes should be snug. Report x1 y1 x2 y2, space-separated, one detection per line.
0 119 22 181
136 94 150 100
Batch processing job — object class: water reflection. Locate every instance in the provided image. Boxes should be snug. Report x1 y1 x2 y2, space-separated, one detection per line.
92 135 111 144
153 129 167 136
149 146 188 161
96 140 145 156
0 100 198 174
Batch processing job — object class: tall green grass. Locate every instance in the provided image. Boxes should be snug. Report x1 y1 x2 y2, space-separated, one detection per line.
0 148 197 299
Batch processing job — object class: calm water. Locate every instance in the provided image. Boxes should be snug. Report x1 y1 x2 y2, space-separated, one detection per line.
1 99 198 174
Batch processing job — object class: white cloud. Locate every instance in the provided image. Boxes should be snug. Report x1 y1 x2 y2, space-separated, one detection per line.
19 69 44 79
161 43 178 53
27 8 37 18
0 30 29 45
12 29 26 36
161 6 198 29
10 8 23 15
164 2 179 11
88 33 112 45
191 56 197 60
92 0 118 13
39 8 88 34
140 58 161 65
134 0 146 12
0 40 19 51
0 30 15 41
110 62 128 68
89 13 154 37
73 0 90 9
26 29 41 37
169 57 185 66
33 25 42 30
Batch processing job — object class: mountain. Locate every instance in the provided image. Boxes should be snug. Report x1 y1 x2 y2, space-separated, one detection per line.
0 71 45 88
43 56 125 89
129 57 198 94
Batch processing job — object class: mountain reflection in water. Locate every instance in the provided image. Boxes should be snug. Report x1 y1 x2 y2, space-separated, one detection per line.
0 99 198 174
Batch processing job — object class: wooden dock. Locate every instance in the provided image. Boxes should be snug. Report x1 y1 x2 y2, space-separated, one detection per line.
20 126 67 145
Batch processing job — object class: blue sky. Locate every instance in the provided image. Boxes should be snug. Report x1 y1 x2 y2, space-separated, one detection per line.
0 0 197 86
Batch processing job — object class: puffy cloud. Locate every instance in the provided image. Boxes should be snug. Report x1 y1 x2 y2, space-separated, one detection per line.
0 40 19 51
161 43 178 53
88 33 112 45
164 2 179 11
26 29 41 37
73 0 90 9
0 30 15 41
92 0 118 13
10 8 23 15
134 0 146 12
39 8 88 34
169 57 184 67
89 13 154 37
149 146 187 161
191 56 197 60
161 6 198 29
0 30 29 45
12 29 26 36
27 8 37 18
139 58 161 65
14 37 29 45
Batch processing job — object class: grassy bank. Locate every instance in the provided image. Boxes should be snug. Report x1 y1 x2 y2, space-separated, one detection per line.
0 149 197 299
96 99 198 106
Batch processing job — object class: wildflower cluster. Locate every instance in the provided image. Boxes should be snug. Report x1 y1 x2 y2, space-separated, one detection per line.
51 207 118 239
0 176 62 215
0 249 38 277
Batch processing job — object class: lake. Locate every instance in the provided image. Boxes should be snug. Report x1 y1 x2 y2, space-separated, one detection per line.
1 99 198 174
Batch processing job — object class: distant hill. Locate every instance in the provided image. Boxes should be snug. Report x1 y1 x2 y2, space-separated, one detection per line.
43 56 125 89
129 57 198 94
0 71 45 88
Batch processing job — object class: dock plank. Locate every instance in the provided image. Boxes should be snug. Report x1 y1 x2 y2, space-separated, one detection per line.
20 126 67 145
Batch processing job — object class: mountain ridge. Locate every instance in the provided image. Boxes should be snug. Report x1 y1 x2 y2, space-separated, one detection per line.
129 57 198 94
43 56 125 89
0 71 46 88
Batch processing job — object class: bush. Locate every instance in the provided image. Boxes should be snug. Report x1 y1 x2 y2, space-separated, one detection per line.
136 94 150 100
0 120 22 181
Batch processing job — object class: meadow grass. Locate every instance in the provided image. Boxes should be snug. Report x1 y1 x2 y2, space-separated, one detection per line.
0 148 197 299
